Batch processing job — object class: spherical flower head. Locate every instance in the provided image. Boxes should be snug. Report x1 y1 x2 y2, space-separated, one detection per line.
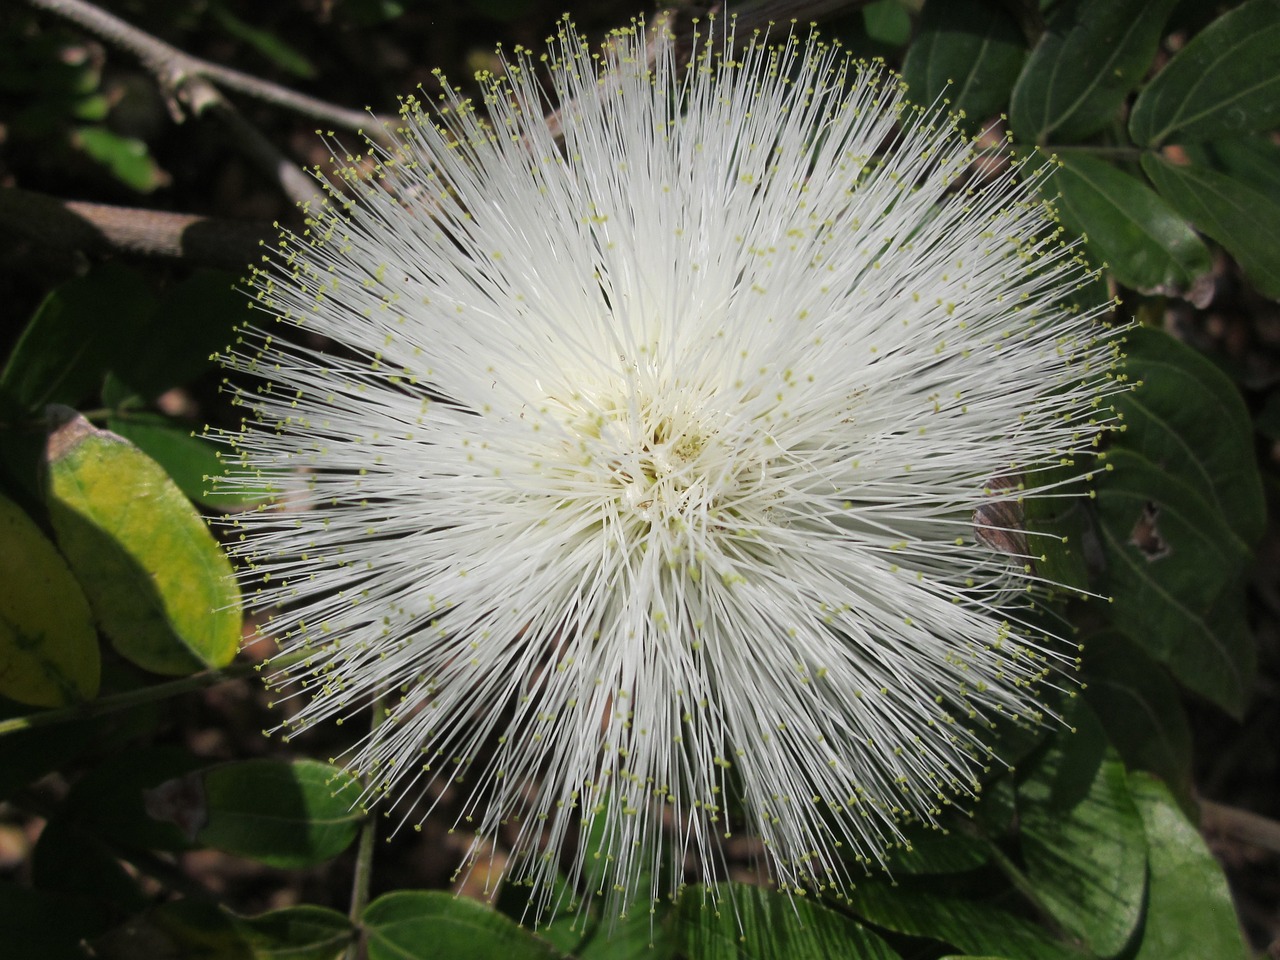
217 15 1119 916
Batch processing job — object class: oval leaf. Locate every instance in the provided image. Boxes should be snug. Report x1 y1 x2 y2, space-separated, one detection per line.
364 891 569 960
1129 0 1280 147
1009 0 1178 144
1043 153 1211 293
0 490 100 706
0 264 156 412
846 883 1087 960
1113 327 1264 546
148 758 365 868
1095 448 1255 715
1142 153 1280 299
108 413 256 509
43 408 241 674
679 884 902 960
1082 631 1193 800
1017 731 1147 956
1128 774 1250 960
902 0 1026 133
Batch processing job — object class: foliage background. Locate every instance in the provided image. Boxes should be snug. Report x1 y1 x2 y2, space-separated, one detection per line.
1 0 1278 958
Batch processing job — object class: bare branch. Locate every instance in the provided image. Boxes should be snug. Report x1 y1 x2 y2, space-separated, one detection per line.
0 187 270 270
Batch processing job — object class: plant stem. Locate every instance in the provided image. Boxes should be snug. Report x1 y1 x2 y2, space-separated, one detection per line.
346 696 387 960
0 651 308 738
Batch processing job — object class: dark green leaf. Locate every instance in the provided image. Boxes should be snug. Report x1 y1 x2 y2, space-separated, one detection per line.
364 891 569 960
64 746 206 852
44 410 242 675
232 905 356 960
1113 327 1265 546
0 263 156 411
1095 449 1255 715
1129 0 1280 147
861 0 912 49
93 900 355 960
112 269 245 399
1182 136 1280 209
0 705 95 801
902 0 1026 132
846 883 1087 960
32 817 147 915
0 489 99 706
1082 631 1193 799
1017 726 1146 956
882 823 991 875
1009 0 1178 143
159 759 366 868
0 883 113 960
1042 153 1211 292
679 884 901 960
1142 154 1280 299
1128 774 1250 960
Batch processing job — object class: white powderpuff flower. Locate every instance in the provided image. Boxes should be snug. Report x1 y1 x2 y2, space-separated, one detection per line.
217 15 1119 916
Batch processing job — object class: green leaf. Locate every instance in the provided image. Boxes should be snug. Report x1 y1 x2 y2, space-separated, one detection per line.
1183 136 1280 208
145 759 365 868
679 884 902 960
1094 449 1255 715
108 413 248 508
232 905 356 960
364 891 570 960
32 816 147 915
1129 0 1280 147
1081 631 1193 800
1128 774 1250 960
0 263 156 411
43 409 241 675
861 0 912 49
901 0 1026 132
208 2 317 78
64 746 207 852
0 490 99 707
74 125 167 192
0 883 113 960
1142 153 1280 299
93 900 353 960
1009 0 1179 143
1016 728 1147 956
1113 327 1265 547
1042 153 1211 293
882 823 991 875
0 705 95 801
846 883 1087 960
111 269 245 400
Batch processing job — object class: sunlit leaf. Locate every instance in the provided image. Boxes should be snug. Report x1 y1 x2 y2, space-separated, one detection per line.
1017 721 1146 956
1009 0 1179 143
43 409 241 675
109 413 257 508
0 490 99 707
1129 0 1280 147
74 125 167 192
1128 774 1251 960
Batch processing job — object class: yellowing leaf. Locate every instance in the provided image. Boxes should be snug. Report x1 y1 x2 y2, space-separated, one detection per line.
0 490 100 706
43 409 241 675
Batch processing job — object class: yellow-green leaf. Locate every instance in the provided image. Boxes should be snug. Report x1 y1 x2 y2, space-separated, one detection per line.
43 409 240 675
0 490 100 706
